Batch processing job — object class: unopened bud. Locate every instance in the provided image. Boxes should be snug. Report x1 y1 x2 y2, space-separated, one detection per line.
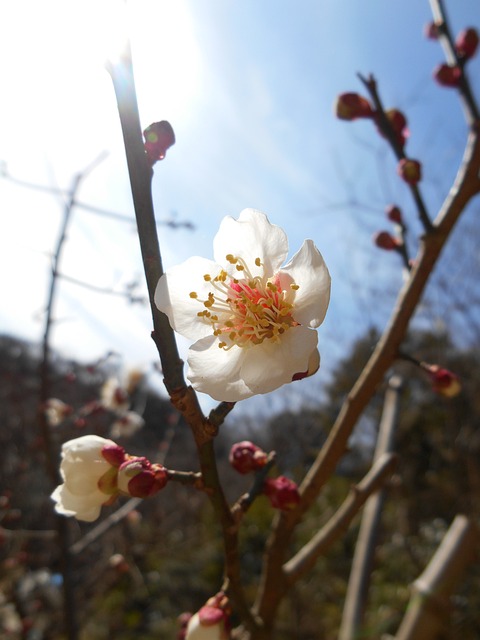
185 594 230 640
263 476 300 511
229 441 268 474
385 205 403 225
144 121 175 165
433 63 462 88
397 158 422 185
117 457 168 498
373 231 401 251
455 28 479 60
335 93 373 121
425 365 461 398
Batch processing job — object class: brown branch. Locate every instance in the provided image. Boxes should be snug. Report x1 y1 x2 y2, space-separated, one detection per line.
339 376 403 640
108 43 258 633
255 100 480 630
358 73 433 233
395 515 478 640
429 0 480 124
37 152 107 640
282 452 397 586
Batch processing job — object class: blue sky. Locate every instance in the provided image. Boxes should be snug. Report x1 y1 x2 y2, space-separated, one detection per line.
1 0 478 407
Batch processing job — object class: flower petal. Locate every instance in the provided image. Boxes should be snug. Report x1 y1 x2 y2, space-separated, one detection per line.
187 335 253 401
240 326 318 394
51 484 104 522
278 239 331 328
155 256 221 341
213 209 288 278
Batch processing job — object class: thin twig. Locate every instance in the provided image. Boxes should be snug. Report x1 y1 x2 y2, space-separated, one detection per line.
107 43 258 633
339 376 403 640
358 73 433 233
38 152 107 640
395 515 478 640
429 0 480 125
282 452 397 585
256 80 480 632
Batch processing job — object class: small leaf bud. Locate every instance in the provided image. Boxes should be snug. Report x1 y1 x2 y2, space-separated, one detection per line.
335 93 373 120
385 205 403 225
425 365 461 398
455 28 479 60
263 476 300 511
229 441 268 474
373 231 401 251
397 158 422 185
143 121 175 165
433 63 462 88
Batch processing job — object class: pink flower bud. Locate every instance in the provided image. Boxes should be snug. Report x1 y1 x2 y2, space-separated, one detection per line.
117 458 168 498
144 121 176 165
397 158 422 185
424 21 440 40
335 93 373 120
185 595 230 640
229 441 268 474
433 63 462 88
455 28 479 60
385 205 403 225
263 476 300 511
373 231 401 251
426 365 461 398
101 443 126 467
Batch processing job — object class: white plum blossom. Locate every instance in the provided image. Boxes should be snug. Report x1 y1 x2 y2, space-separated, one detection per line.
51 435 121 522
110 411 145 439
155 209 331 401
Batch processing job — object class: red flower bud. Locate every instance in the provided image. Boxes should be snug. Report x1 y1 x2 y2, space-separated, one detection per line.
229 441 268 474
455 28 479 60
263 476 300 511
397 158 422 185
426 365 461 398
385 205 403 225
433 63 462 88
101 444 126 467
118 458 168 498
373 231 401 251
335 93 373 121
143 121 175 165
424 21 440 40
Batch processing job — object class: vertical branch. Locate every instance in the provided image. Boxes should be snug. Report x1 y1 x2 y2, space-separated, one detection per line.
38 152 106 640
107 43 259 633
339 376 403 640
395 515 478 640
106 44 185 394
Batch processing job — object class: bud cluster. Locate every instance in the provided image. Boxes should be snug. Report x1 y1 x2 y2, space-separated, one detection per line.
426 22 479 88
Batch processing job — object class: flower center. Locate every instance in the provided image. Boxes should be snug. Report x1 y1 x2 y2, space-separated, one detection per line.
190 255 299 349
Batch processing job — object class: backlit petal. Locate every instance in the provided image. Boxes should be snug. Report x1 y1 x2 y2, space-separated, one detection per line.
155 256 222 340
213 209 288 278
187 335 252 401
240 326 318 394
278 239 331 327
